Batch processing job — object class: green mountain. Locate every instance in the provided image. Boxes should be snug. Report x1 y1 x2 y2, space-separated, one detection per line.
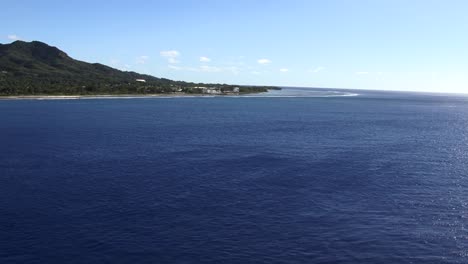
0 40 276 95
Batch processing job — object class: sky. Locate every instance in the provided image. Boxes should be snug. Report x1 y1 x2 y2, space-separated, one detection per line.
2 0 468 93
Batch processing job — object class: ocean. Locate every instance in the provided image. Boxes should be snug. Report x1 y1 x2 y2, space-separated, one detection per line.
1 87 468 263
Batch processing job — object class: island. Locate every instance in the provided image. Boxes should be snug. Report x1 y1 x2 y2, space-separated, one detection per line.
0 40 280 96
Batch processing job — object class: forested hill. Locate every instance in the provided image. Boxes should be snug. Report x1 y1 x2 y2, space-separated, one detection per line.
0 40 278 95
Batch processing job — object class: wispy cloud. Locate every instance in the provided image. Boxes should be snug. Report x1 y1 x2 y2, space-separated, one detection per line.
7 34 20 41
309 66 325 73
257 58 271 65
160 50 179 57
199 65 222 72
168 57 178 64
199 56 211 62
279 68 289 72
168 65 182 70
168 64 239 74
136 55 149 64
355 71 369 75
160 50 180 64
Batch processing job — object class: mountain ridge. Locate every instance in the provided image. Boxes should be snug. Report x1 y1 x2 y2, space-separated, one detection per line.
0 40 276 95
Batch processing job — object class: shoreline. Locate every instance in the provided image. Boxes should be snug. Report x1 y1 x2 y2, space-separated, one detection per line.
0 93 258 100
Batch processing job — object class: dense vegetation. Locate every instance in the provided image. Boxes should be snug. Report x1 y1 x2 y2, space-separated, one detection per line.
0 41 279 96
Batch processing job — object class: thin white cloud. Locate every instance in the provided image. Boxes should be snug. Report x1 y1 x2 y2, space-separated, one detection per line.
168 65 239 74
251 71 261 75
199 56 211 62
356 71 369 75
136 55 149 64
279 68 289 72
309 66 325 73
168 65 182 70
199 65 222 72
160 50 179 57
7 34 20 40
257 58 271 65
168 57 178 64
160 50 180 64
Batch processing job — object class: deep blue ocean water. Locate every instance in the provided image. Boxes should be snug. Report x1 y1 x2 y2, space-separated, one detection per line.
1 88 468 263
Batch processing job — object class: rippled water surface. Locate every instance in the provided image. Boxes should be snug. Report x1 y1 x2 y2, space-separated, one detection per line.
1 88 468 263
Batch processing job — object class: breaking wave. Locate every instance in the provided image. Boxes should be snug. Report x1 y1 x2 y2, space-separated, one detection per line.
240 88 359 98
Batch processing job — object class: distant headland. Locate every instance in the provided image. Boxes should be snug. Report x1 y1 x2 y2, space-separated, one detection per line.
0 41 280 96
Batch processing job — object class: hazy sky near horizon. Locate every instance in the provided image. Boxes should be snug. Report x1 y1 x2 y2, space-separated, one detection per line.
3 0 468 92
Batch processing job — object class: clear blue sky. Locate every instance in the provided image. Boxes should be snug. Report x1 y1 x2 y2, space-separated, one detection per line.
3 0 468 92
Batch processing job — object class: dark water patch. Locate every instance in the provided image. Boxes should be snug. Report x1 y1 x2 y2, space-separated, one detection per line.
2 89 468 263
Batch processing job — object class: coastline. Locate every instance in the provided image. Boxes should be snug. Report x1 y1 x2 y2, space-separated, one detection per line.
0 93 259 100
